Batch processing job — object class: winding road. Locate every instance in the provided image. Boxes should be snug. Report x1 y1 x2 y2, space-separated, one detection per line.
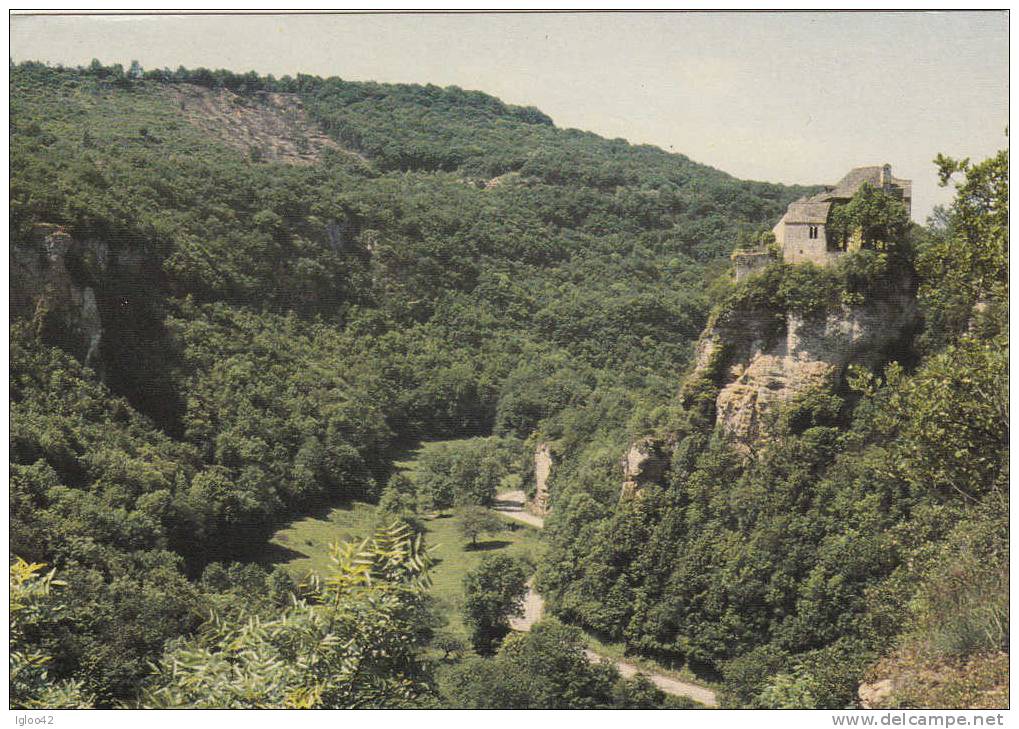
493 490 719 707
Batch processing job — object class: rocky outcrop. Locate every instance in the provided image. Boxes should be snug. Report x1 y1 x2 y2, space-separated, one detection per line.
12 224 107 370
10 223 150 377
858 651 1008 709
531 442 553 515
688 297 918 449
13 223 188 428
166 84 363 166
620 436 672 499
858 678 897 709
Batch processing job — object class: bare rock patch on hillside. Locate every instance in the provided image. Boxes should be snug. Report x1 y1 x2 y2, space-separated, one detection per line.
165 84 362 166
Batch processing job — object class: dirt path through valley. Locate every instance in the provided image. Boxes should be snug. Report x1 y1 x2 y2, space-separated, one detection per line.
493 490 719 707
585 651 720 707
508 577 545 632
492 490 545 528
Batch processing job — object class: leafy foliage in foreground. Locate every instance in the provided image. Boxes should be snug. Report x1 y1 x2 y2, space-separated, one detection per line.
462 555 530 655
10 558 93 709
141 523 435 708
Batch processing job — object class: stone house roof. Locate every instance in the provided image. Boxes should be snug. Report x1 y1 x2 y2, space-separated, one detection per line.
781 165 911 226
825 165 911 203
830 166 886 198
784 199 833 224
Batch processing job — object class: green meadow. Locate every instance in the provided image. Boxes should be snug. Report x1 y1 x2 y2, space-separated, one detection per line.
264 440 544 638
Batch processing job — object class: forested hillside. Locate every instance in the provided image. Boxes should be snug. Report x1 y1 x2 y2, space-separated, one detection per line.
9 60 1006 710
534 151 1008 709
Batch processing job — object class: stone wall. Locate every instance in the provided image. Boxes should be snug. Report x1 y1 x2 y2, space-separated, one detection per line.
781 223 842 266
731 250 776 282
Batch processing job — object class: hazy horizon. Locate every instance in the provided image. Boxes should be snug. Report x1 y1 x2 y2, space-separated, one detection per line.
10 10 1009 220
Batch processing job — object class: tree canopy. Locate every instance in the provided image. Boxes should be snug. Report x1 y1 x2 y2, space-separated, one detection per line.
8 58 1007 710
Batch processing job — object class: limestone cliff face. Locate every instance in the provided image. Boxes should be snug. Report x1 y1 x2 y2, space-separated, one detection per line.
620 437 672 499
10 223 146 376
619 288 918 498
689 296 918 447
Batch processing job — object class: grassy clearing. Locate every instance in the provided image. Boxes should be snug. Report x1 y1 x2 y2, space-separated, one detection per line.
260 437 706 689
420 511 544 636
263 438 545 639
265 502 544 638
254 436 717 702
265 500 380 578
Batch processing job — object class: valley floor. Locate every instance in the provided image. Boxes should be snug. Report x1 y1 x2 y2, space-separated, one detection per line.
252 439 717 707
260 497 543 639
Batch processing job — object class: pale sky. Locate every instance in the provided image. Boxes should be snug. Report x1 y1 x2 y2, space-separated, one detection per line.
9 11 1009 221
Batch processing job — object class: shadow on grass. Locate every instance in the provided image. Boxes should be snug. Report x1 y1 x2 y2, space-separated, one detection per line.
261 496 360 530
254 541 310 565
464 540 513 552
383 438 425 466
300 498 357 521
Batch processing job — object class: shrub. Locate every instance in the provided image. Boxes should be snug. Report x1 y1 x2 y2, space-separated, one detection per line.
462 555 529 654
457 505 506 548
907 503 1008 658
415 438 514 511
719 645 791 708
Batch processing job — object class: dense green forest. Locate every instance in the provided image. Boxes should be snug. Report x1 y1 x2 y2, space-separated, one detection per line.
534 150 1008 708
9 60 1007 709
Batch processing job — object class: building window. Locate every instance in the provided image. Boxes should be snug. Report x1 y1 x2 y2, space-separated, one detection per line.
808 225 819 239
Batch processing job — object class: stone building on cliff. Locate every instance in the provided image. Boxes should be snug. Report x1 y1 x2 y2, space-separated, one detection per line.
734 164 911 281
